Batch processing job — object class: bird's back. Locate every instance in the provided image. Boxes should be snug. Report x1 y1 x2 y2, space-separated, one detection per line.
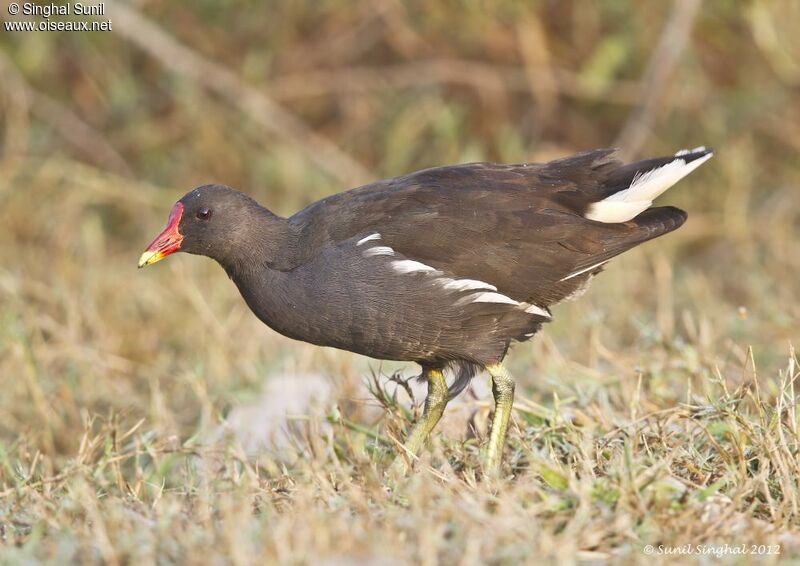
288 147 711 307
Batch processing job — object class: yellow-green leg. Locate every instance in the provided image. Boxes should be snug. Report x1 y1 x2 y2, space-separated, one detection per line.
482 363 515 476
393 367 448 468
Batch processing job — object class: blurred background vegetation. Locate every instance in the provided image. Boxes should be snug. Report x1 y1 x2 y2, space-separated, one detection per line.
1 0 799 562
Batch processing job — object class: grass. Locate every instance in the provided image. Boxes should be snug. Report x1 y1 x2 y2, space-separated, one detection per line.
2 1 800 563
0 156 797 564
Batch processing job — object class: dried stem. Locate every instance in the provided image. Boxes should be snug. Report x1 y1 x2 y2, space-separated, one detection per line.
108 3 373 188
614 0 702 157
0 51 133 177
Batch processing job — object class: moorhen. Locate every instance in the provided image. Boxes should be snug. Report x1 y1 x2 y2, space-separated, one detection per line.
139 147 713 474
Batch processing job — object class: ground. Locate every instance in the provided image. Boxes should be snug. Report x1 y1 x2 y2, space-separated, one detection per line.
0 157 798 564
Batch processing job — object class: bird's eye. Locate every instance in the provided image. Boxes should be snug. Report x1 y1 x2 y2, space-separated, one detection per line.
196 208 212 220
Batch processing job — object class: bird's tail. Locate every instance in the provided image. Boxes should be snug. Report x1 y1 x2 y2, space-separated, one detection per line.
585 146 713 223
446 360 481 399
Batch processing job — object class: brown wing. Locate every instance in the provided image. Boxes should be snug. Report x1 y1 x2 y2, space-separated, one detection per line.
289 149 687 306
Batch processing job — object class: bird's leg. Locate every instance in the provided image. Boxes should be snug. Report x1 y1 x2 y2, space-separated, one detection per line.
482 363 515 476
395 367 448 466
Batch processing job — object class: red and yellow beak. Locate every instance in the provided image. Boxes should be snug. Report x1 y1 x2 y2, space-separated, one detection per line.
138 202 185 268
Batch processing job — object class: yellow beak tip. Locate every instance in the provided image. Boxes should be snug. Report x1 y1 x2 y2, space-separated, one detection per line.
138 250 161 268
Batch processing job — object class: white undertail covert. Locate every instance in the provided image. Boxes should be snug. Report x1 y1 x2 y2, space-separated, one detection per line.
585 147 713 223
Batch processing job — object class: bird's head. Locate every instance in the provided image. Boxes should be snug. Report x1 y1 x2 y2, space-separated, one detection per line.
138 184 268 269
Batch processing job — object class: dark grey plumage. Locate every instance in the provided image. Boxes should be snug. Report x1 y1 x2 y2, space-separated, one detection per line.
148 147 712 394
140 146 713 473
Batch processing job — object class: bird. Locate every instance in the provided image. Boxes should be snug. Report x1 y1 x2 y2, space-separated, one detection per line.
138 146 713 474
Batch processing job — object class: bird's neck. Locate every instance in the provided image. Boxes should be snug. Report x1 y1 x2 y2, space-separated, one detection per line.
215 207 301 278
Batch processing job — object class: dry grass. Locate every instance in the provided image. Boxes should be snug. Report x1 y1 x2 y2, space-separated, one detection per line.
2 1 800 564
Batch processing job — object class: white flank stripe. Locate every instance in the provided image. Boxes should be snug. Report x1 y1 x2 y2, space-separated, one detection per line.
585 151 713 223
523 303 551 318
391 259 439 274
438 278 497 292
470 292 519 306
363 246 394 257
560 260 608 281
356 233 381 246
